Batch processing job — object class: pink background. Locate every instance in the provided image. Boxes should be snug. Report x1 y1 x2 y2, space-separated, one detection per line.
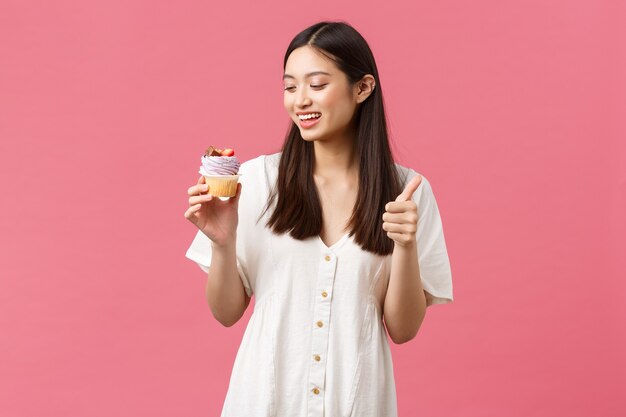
1 1 624 416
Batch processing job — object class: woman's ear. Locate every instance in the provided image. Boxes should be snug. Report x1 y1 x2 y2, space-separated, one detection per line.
355 74 376 103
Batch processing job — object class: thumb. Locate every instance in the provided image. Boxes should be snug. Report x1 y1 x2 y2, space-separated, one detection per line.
395 174 422 202
230 182 242 206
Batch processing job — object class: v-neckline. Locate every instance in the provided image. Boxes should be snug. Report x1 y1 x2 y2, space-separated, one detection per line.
317 232 350 251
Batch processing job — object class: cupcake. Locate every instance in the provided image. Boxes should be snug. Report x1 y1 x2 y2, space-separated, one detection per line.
199 146 241 197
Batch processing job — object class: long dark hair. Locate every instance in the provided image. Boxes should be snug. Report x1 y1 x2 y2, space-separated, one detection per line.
262 21 403 256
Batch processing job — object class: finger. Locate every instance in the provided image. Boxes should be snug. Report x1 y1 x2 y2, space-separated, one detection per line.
386 231 404 241
184 204 203 220
395 174 422 202
189 194 213 206
386 231 417 246
188 183 210 196
195 176 207 192
230 182 242 205
384 200 417 213
382 211 417 224
383 222 417 234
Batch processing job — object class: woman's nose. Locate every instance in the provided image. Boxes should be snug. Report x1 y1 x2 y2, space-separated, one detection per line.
295 88 312 107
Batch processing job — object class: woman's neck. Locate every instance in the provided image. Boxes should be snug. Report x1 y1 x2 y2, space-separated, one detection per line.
312 136 358 181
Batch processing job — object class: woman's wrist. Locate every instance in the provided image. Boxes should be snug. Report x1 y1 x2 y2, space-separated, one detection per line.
211 239 236 254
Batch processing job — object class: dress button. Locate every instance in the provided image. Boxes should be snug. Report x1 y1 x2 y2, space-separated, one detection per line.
316 320 324 328
313 354 321 361
324 255 331 262
321 291 328 298
312 387 320 395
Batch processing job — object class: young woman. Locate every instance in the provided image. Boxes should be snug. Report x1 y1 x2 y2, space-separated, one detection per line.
184 21 453 417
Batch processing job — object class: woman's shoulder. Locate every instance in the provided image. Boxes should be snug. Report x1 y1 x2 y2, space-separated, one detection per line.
393 161 427 186
237 151 281 193
239 151 281 173
393 161 437 205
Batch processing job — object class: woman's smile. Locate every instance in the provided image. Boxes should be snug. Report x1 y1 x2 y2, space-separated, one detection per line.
297 111 322 128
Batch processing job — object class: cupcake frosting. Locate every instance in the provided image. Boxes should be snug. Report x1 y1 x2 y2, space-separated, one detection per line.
200 155 240 176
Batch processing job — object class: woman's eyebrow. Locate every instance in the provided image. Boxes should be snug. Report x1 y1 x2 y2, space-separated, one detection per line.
283 71 331 80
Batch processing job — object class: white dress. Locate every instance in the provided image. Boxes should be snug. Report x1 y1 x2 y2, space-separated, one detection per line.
185 152 454 417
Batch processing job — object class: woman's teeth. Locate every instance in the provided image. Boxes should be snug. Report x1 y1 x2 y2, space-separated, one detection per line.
298 113 321 120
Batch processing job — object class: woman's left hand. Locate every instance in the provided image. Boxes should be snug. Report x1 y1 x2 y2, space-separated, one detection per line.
382 175 423 248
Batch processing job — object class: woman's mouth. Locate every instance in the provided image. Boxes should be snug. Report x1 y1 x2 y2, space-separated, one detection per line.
298 112 321 128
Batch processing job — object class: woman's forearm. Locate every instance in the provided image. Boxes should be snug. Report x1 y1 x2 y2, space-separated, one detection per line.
383 240 427 344
206 241 249 327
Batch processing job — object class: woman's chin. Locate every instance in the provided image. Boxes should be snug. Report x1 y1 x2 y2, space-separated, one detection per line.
300 131 321 142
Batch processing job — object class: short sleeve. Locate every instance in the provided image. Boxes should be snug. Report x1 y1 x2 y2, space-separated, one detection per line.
185 228 253 298
409 171 454 307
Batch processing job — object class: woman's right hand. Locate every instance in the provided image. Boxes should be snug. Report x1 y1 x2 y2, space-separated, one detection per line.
184 176 241 247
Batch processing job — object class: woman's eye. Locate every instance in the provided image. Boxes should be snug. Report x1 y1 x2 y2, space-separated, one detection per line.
283 84 327 92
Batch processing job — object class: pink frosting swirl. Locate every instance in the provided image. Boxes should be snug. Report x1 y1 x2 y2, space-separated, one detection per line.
200 155 240 176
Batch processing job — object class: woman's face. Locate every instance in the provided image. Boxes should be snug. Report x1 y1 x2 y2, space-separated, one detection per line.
283 46 361 143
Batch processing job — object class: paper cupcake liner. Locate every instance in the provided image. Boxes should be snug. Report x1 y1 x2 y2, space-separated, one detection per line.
201 173 240 197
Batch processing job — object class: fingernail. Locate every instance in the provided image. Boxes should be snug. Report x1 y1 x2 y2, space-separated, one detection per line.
202 184 209 190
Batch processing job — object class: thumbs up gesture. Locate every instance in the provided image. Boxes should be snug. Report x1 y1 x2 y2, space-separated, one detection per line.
382 174 423 248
